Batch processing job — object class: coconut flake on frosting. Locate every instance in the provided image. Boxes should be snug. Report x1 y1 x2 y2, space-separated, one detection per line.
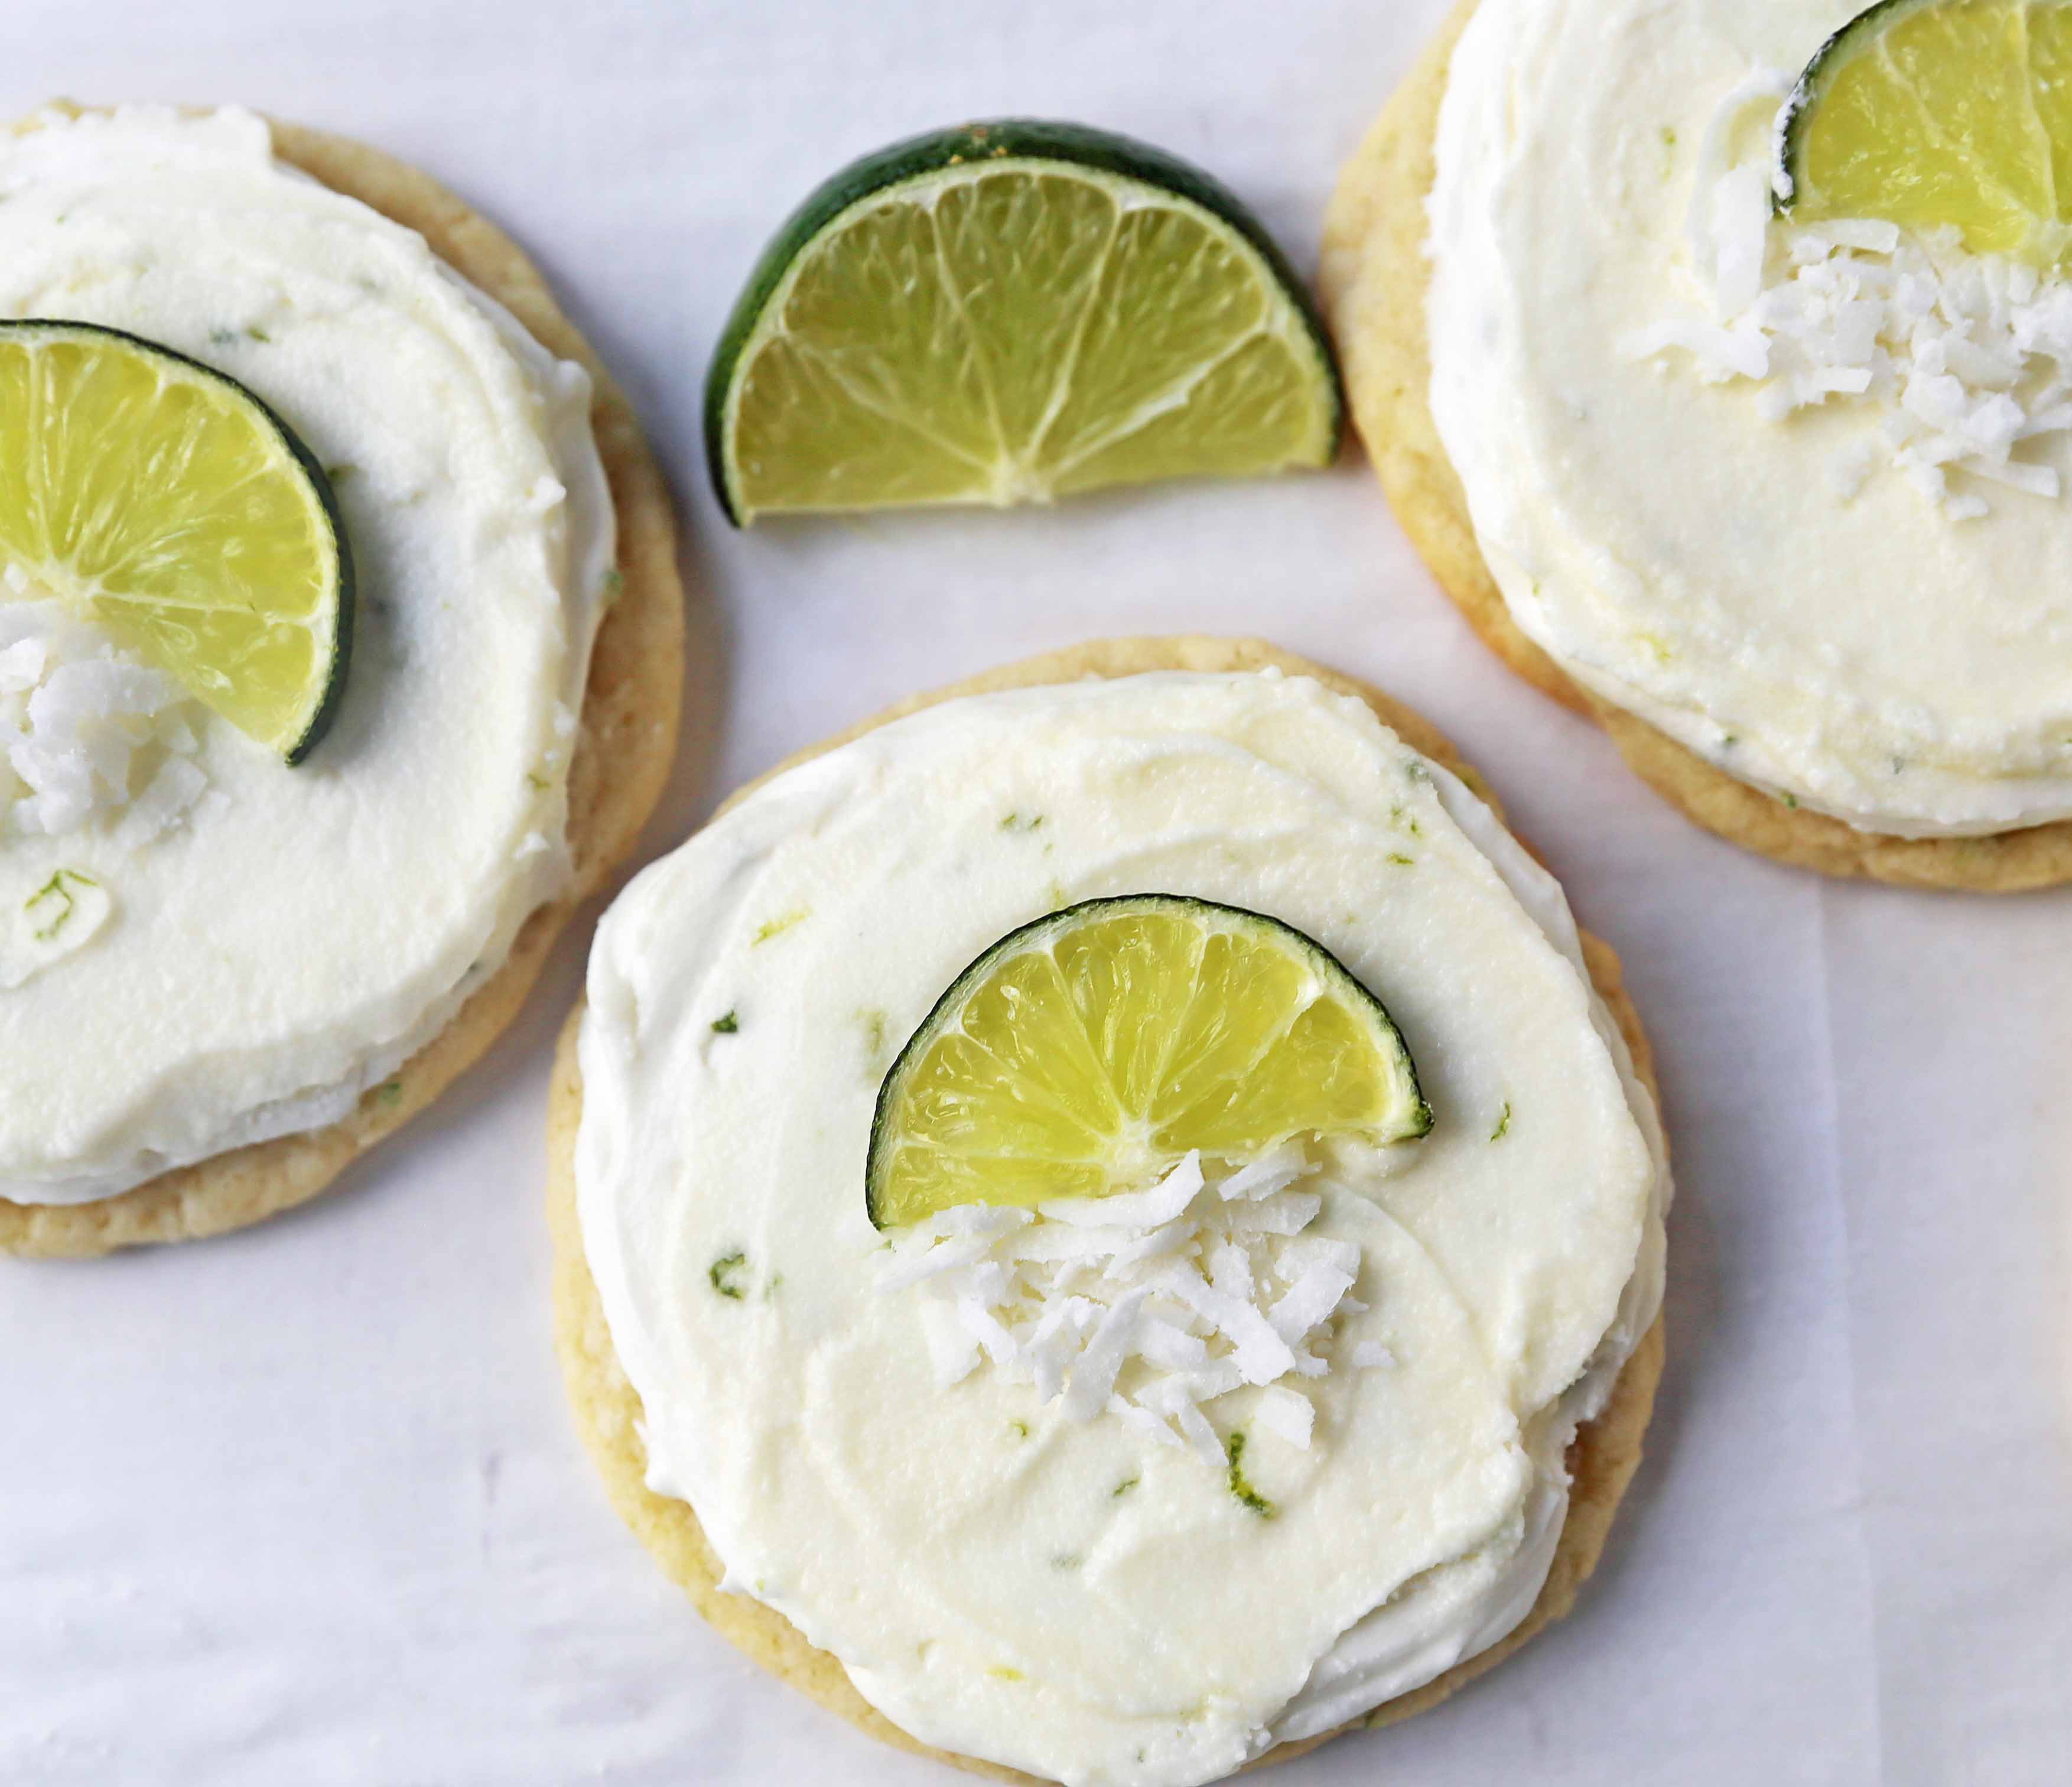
878 1148 1392 1467
1623 74 2072 519
0 594 210 841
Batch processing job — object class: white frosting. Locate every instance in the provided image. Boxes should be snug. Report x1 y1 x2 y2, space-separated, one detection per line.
576 671 1668 1787
1426 0 2072 836
0 106 614 1204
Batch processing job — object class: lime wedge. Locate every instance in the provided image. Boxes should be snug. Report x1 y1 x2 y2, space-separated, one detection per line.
707 120 1342 524
1780 0 2072 265
0 320 353 762
866 895 1429 1230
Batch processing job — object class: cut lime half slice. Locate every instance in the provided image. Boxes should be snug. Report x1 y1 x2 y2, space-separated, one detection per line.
707 120 1343 524
1780 0 2072 265
0 319 353 762
866 894 1429 1230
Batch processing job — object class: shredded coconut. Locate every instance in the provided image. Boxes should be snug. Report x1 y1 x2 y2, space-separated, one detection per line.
879 1149 1391 1464
0 596 210 839
1624 74 2072 519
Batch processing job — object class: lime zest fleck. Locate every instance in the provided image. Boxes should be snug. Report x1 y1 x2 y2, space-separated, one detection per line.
712 1011 740 1035
752 908 810 945
1009 1419 1030 1440
988 1666 1026 1682
1113 1475 1140 1498
1225 1429 1276 1519
859 1008 890 1060
709 1252 749 1299
376 1080 404 1108
246 326 271 343
601 567 625 601
1387 852 1415 867
1782 792 1800 810
1490 1101 1512 1142
25 869 95 943
1000 811 1046 833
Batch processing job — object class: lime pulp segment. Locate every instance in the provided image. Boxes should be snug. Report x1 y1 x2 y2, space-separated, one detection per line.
708 121 1343 522
1781 0 2072 265
0 319 352 762
866 894 1430 1230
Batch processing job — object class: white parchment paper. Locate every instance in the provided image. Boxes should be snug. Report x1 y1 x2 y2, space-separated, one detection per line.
2 1 2067 1782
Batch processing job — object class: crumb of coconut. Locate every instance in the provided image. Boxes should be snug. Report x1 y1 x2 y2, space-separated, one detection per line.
879 1152 1379 1466
0 600 210 840
1624 73 2072 521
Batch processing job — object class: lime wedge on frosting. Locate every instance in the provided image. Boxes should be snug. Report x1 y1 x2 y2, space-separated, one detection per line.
1780 0 2072 265
0 319 353 762
706 120 1342 524
866 895 1429 1230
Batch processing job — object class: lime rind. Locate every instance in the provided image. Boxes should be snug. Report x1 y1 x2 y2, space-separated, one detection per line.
865 893 1430 1230
0 318 353 763
704 119 1344 525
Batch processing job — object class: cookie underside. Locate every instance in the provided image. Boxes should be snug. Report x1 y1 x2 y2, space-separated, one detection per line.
1318 0 2072 891
0 108 686 1258
547 635 1667 1784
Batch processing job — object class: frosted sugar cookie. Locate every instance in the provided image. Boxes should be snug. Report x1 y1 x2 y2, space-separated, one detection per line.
0 106 682 1256
552 638 1668 1786
1324 0 2072 888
